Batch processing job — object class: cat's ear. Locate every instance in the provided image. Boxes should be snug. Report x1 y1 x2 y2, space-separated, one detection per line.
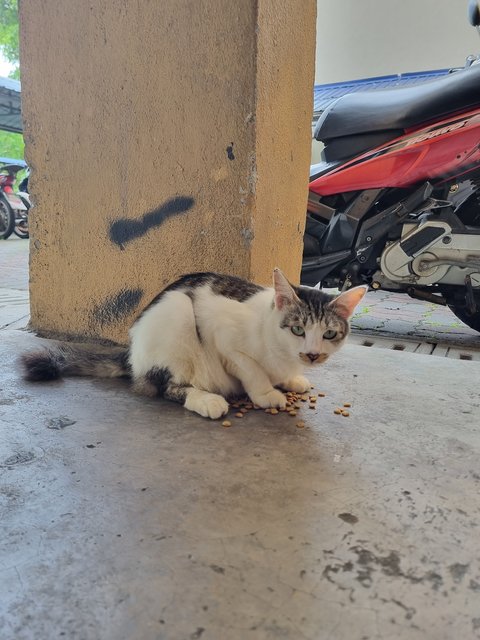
328 285 368 320
273 268 300 310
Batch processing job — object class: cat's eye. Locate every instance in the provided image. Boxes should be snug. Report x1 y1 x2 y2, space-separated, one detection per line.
323 329 337 340
291 325 305 337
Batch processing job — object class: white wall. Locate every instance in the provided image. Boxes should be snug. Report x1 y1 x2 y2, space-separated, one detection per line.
315 0 480 84
311 0 480 162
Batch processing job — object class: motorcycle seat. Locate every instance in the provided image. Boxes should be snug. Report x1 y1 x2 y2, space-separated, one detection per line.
315 63 480 148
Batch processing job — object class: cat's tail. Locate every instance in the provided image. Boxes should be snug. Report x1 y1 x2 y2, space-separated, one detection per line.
20 344 130 382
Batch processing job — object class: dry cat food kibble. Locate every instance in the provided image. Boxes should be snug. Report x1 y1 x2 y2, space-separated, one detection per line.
333 403 353 417
221 388 353 427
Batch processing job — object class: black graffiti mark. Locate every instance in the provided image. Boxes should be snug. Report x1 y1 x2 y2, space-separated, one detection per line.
226 143 235 160
110 196 195 248
93 288 144 326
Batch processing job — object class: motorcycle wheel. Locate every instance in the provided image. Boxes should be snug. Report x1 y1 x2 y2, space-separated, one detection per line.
13 195 30 239
0 196 15 240
448 297 480 333
13 219 29 239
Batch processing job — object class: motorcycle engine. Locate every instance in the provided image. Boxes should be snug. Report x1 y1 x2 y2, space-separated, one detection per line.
380 220 480 287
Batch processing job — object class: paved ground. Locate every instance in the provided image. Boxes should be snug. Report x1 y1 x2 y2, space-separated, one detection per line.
351 290 480 348
0 238 30 331
0 236 29 291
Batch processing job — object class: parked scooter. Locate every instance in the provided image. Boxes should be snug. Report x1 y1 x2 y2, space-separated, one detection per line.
302 1 480 333
0 162 29 239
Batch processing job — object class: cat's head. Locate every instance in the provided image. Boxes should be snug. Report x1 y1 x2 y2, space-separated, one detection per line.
272 268 367 366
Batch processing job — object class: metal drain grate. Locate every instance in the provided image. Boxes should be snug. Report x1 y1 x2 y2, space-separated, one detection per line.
349 333 480 361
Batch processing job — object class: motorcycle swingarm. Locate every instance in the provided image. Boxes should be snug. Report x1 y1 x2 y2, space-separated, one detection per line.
301 250 352 286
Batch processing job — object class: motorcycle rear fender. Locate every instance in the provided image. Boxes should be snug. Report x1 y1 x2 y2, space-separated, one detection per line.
3 192 27 211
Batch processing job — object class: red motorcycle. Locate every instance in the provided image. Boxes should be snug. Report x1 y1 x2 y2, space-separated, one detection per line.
302 2 480 333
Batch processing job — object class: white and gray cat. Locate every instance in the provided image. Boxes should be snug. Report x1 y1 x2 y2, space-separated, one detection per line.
21 269 367 419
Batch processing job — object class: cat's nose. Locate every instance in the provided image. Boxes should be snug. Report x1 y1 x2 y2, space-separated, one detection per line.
306 353 320 362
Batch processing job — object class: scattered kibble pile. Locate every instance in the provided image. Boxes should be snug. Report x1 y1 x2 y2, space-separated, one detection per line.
219 388 353 427
334 403 351 417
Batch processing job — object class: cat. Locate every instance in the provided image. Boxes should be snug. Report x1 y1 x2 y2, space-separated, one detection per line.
21 268 367 419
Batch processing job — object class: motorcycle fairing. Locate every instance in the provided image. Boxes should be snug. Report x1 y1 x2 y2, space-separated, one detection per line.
310 109 480 195
309 160 341 181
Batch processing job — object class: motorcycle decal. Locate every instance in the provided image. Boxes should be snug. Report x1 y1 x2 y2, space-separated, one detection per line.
402 119 469 145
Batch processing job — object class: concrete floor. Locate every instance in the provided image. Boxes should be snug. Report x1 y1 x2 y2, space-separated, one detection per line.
1 327 480 640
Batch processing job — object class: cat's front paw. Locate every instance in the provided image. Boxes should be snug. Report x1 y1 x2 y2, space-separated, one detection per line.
185 390 229 420
251 388 287 410
282 375 311 394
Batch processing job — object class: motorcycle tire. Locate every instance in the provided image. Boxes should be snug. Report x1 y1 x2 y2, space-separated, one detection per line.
0 195 15 240
13 196 29 239
448 300 480 333
13 219 29 239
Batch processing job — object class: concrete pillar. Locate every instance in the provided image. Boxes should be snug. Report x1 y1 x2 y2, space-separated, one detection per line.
19 0 316 344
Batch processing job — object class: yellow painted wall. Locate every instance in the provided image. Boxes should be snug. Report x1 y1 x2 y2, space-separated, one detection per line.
20 0 316 344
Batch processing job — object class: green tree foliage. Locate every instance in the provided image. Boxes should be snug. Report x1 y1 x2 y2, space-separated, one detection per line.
0 0 20 79
0 129 24 159
0 129 25 187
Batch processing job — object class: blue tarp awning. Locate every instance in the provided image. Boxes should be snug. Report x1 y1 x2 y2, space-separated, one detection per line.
0 75 22 134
